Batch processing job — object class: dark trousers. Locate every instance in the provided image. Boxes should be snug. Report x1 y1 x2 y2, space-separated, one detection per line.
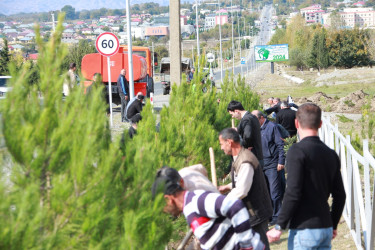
120 96 128 122
264 167 285 222
252 220 270 250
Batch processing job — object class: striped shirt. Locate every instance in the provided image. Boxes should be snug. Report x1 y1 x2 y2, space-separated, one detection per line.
183 190 264 250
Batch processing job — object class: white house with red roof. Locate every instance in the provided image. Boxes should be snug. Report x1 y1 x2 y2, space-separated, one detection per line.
300 4 325 24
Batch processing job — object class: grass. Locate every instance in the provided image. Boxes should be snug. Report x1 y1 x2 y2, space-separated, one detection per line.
337 114 353 123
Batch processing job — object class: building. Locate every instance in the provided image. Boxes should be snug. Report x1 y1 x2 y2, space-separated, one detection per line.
300 4 325 24
216 9 228 25
144 26 169 40
340 7 375 28
204 14 216 30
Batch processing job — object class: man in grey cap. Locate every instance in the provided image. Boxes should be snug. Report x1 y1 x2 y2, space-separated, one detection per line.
152 166 265 250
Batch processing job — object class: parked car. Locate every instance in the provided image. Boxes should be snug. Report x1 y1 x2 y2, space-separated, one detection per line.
0 76 12 99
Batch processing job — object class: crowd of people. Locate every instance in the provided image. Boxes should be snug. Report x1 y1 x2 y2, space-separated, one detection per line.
66 63 347 249
152 100 346 250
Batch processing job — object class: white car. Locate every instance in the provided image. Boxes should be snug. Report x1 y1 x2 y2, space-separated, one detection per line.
0 76 12 99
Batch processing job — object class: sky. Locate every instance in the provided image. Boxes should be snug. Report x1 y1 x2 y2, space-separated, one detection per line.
0 0 184 16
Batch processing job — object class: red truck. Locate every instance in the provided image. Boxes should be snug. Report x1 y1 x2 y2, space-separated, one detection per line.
81 46 156 105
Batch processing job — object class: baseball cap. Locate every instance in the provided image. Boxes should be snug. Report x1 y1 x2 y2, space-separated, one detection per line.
152 166 182 198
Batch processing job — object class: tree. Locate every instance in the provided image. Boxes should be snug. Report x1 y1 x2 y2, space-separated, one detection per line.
154 45 168 58
200 32 210 42
159 35 170 46
62 39 97 73
0 38 10 75
290 47 308 70
61 5 75 20
148 36 159 44
79 10 90 20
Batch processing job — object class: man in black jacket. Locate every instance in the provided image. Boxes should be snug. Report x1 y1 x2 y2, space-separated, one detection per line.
276 101 297 137
267 103 346 249
117 69 129 122
126 92 144 121
227 101 263 163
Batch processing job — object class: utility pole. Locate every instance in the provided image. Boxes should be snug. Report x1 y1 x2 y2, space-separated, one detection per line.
126 0 134 98
196 0 200 71
231 0 234 74
51 12 55 32
217 0 223 81
170 0 181 86
237 12 242 75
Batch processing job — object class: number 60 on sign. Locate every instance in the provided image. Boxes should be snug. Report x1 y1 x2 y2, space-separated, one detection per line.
96 32 120 57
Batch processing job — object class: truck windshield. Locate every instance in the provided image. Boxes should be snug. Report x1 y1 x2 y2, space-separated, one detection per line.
132 51 146 59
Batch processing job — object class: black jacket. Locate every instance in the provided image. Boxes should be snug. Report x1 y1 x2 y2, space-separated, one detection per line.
264 102 281 115
237 112 263 161
277 136 346 230
117 74 129 98
127 99 143 120
276 108 297 137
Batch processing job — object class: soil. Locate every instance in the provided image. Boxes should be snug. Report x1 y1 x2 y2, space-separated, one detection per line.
295 89 375 113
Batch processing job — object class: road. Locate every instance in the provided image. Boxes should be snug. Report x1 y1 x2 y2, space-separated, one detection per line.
152 5 275 106
214 4 275 83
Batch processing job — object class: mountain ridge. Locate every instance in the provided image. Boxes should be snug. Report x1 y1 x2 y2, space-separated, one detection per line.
0 0 192 16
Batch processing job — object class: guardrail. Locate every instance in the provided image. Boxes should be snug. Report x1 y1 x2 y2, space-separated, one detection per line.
320 115 375 250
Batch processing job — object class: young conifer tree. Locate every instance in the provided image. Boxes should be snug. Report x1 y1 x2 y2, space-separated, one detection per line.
0 14 173 249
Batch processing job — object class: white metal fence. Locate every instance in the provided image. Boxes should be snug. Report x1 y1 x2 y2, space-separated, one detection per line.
320 115 375 250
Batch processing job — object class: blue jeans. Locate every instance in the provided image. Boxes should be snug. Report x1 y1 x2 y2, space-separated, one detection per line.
288 228 333 250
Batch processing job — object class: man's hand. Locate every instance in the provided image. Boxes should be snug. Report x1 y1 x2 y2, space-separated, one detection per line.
332 229 337 239
277 164 284 171
267 228 282 243
218 184 231 194
125 95 129 101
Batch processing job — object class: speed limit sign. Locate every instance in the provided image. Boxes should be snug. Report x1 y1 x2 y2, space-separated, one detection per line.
96 32 120 57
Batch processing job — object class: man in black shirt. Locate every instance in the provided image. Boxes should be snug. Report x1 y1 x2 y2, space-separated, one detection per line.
126 92 144 121
227 101 263 163
276 101 297 137
267 103 346 249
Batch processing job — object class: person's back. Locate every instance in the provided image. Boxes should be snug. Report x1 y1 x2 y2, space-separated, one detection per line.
238 112 263 161
282 137 344 229
276 103 297 137
178 164 218 193
126 92 144 120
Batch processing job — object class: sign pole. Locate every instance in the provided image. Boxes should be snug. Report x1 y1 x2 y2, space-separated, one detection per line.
107 56 113 127
95 32 119 128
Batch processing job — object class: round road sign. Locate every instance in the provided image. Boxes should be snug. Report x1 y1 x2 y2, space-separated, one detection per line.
96 32 120 57
207 52 215 63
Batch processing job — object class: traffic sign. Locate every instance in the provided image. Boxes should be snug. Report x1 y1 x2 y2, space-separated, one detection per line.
96 32 120 57
207 52 215 63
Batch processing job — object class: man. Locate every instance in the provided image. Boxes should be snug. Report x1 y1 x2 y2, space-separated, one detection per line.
264 97 281 117
188 67 195 82
227 101 263 162
63 62 79 96
117 69 129 122
276 101 297 137
252 110 286 226
178 164 218 193
152 166 265 250
126 92 144 121
218 128 273 250
267 103 346 249
128 113 142 139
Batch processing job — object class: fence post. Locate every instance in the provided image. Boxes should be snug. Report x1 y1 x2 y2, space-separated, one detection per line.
363 140 375 250
346 135 355 231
